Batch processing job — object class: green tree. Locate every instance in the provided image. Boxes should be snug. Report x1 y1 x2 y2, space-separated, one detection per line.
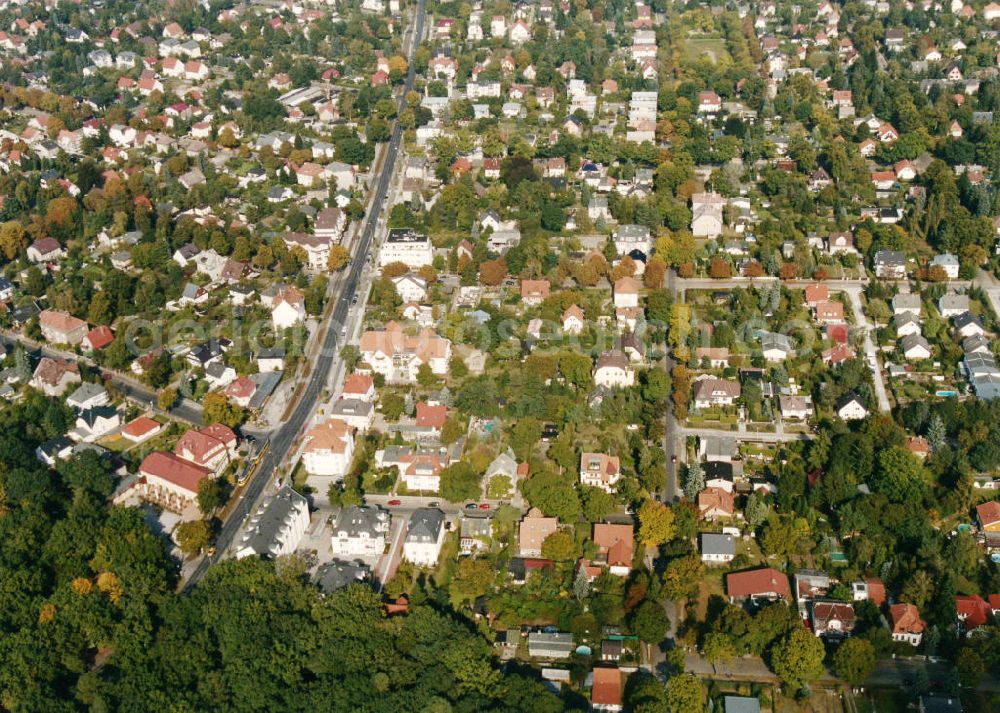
439 461 482 501
770 627 826 690
661 554 704 600
196 477 226 515
540 530 576 561
521 471 581 521
416 363 437 388
157 387 178 410
682 461 704 500
630 599 670 644
202 392 246 428
580 486 615 522
664 673 702 713
744 491 770 528
833 637 876 685
175 519 212 554
449 557 494 606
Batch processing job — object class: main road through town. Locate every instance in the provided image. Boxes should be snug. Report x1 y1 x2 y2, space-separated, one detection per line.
184 0 427 590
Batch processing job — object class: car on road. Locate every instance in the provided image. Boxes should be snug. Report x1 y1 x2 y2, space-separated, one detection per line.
428 501 439 507
478 503 490 510
671 455 677 463
387 499 401 506
341 326 347 337
465 503 477 510
351 294 359 306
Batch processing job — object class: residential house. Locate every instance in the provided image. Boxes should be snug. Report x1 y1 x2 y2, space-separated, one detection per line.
593 523 634 576
271 287 306 330
836 391 868 420
330 505 389 558
930 254 960 279
66 383 110 411
403 508 446 567
938 292 970 317
236 486 309 559
593 351 635 388
701 533 736 564
691 192 725 238
136 451 210 514
811 602 856 638
519 508 559 556
726 567 791 604
39 309 88 345
696 347 730 368
359 322 451 383
779 395 813 420
121 416 164 443
698 487 735 521
30 357 81 396
380 228 433 269
174 424 236 475
302 418 355 480
874 250 906 279
392 274 429 303
591 667 623 712
693 378 741 408
70 406 120 442
890 603 926 646
82 325 114 352
527 632 573 659
955 313 986 339
580 453 621 493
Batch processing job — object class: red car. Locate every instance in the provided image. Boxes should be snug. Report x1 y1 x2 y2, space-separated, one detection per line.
478 503 490 510
387 499 401 506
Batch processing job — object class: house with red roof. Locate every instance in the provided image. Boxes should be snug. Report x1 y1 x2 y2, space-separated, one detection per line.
225 376 257 407
593 523 634 576
591 667 623 712
890 603 926 646
956 594 993 635
341 373 375 402
121 416 164 443
137 451 211 514
726 567 791 604
82 325 114 352
415 402 448 435
174 423 237 474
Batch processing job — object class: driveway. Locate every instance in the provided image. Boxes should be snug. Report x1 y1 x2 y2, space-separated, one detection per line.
842 286 891 413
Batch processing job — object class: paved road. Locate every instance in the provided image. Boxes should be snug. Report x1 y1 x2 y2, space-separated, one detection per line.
678 425 812 442
674 277 869 292
842 285 891 413
0 332 205 425
974 268 1000 319
183 0 428 590
661 268 681 503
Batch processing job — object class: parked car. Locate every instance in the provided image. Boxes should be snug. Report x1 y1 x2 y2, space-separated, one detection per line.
388 499 401 506
478 503 490 510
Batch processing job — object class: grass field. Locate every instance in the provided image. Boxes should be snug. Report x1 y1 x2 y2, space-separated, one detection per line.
683 37 730 65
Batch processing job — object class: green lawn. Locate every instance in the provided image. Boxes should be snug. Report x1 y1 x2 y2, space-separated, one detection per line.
683 38 730 65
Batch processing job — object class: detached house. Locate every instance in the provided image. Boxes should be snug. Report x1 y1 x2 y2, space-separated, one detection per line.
890 603 926 646
580 453 621 493
359 322 451 383
39 309 88 345
30 357 81 397
302 418 355 480
693 378 741 408
726 567 791 604
404 508 446 567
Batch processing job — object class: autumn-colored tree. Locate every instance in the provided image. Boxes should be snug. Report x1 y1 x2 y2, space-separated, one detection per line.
218 127 239 148
328 245 350 270
381 261 410 279
677 262 695 278
709 257 732 279
46 197 79 239
158 388 178 410
610 256 637 282
574 260 601 286
926 265 949 282
416 265 438 283
638 499 675 547
479 259 508 286
175 519 212 555
644 256 666 287
779 262 798 280
0 221 27 260
813 266 830 281
743 261 764 277
202 392 246 428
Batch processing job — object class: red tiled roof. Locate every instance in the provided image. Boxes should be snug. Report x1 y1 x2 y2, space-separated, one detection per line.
890 603 925 635
726 567 791 599
122 416 161 439
978 501 1000 529
591 667 622 707
139 451 209 494
956 595 991 630
415 402 447 430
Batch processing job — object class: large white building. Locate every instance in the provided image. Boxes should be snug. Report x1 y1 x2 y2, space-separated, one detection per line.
359 321 451 383
330 505 390 558
403 508 446 567
379 228 434 269
236 486 310 559
302 418 355 481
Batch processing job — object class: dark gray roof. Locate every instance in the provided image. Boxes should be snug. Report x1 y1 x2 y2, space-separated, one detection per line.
406 507 445 543
239 486 308 558
314 560 369 595
701 533 735 556
331 505 388 539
